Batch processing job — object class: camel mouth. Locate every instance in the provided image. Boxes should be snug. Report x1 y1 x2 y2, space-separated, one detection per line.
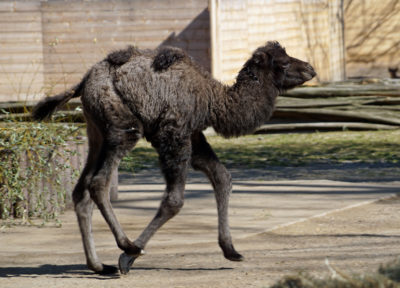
301 70 316 81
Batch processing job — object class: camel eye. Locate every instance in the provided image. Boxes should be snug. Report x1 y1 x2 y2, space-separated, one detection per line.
281 63 290 70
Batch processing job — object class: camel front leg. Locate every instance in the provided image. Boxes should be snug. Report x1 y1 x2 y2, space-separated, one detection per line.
119 135 190 274
191 132 243 261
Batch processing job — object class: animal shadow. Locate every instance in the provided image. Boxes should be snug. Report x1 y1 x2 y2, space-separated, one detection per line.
0 264 119 279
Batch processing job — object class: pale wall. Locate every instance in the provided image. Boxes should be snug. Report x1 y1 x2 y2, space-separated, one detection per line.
344 0 400 78
210 0 346 84
0 0 210 102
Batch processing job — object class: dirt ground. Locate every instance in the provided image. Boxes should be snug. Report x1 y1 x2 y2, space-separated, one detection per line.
1 170 399 288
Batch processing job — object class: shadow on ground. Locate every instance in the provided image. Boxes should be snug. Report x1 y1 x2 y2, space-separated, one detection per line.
0 264 118 279
0 264 233 279
119 162 400 185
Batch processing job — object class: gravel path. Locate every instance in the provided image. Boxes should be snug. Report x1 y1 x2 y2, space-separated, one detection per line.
1 167 399 288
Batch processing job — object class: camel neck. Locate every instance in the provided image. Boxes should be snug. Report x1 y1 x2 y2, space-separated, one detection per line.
209 78 278 138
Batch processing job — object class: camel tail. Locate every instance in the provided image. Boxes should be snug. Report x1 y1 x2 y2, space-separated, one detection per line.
32 76 86 121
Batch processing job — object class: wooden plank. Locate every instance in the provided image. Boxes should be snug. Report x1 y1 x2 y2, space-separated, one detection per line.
273 108 400 125
0 70 44 79
43 31 173 46
0 11 42 22
0 1 40 12
363 98 400 106
329 105 400 113
0 32 42 42
276 95 391 108
255 122 399 133
0 21 42 32
283 85 400 98
0 46 44 54
41 18 209 33
277 100 353 109
41 22 197 36
41 8 207 22
41 0 207 12
43 8 205 20
0 100 81 114
0 110 85 122
0 54 45 63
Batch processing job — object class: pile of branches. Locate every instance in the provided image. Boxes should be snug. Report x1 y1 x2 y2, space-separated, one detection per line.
258 79 400 133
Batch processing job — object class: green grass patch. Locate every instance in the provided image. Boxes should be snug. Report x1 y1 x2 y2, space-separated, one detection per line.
120 130 400 172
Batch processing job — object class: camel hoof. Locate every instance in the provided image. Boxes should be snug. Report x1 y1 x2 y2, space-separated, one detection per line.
118 250 145 274
224 252 244 262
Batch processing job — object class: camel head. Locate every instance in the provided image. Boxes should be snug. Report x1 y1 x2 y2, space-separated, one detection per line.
243 41 316 91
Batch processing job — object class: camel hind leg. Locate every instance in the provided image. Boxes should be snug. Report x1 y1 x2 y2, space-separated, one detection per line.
73 121 118 274
75 118 144 274
88 123 144 250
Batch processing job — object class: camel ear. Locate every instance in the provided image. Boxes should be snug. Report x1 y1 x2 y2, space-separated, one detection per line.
253 50 273 68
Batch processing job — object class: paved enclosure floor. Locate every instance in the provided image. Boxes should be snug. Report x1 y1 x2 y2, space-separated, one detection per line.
0 170 399 288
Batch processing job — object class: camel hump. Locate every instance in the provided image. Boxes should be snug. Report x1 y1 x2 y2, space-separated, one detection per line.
106 45 141 66
152 46 187 72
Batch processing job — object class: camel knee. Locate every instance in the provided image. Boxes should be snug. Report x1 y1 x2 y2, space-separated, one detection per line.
191 159 232 193
213 166 232 192
72 180 91 208
219 169 232 187
88 176 108 204
161 195 184 217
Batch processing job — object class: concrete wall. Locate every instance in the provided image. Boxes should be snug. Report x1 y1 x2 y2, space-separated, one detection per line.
0 0 210 102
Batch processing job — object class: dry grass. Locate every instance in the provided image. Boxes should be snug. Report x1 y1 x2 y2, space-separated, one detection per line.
271 258 400 288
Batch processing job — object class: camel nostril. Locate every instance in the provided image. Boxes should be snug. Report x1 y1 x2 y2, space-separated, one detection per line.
306 64 316 77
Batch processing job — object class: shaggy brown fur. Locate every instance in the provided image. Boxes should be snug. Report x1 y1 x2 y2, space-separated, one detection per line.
152 46 188 71
106 45 142 66
32 41 315 275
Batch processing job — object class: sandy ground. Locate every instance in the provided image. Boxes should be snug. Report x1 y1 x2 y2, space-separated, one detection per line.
0 170 399 288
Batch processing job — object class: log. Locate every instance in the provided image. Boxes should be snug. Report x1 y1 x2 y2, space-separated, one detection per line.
0 110 85 122
276 95 400 108
273 108 400 126
0 100 81 114
327 105 400 113
277 99 353 109
255 122 399 134
363 98 400 106
283 85 400 98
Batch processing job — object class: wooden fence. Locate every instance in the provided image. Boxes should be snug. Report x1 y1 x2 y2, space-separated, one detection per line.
1 0 399 102
210 0 346 84
0 0 210 102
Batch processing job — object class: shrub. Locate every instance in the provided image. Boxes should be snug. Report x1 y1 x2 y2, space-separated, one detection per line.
0 122 84 226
